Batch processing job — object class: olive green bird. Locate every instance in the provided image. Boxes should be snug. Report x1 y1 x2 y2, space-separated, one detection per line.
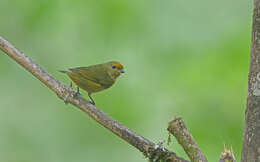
59 61 125 105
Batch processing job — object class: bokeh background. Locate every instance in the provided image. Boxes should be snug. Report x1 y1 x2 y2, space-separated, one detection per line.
0 0 252 161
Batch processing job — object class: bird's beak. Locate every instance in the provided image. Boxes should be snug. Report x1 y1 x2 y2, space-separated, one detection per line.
118 69 125 73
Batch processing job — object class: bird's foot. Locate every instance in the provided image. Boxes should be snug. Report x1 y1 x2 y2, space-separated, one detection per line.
88 93 96 105
73 87 81 98
90 101 96 105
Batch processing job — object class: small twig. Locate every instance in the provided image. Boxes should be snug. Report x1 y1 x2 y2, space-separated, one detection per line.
168 117 207 162
0 37 188 162
219 146 236 162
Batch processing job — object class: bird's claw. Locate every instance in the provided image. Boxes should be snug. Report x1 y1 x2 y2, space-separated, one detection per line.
65 84 96 105
90 101 96 105
88 93 96 105
73 87 81 98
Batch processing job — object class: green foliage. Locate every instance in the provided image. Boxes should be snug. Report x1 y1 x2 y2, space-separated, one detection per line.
0 0 251 161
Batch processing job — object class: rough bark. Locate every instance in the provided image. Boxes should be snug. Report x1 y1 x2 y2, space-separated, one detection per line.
242 0 260 161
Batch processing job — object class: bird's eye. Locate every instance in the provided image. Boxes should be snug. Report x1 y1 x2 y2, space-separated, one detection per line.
112 65 116 69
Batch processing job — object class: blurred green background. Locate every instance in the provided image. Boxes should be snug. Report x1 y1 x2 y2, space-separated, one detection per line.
0 0 251 161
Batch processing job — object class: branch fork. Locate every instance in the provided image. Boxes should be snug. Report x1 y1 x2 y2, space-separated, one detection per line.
1 36 236 162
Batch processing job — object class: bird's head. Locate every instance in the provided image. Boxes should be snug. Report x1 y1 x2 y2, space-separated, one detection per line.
106 61 125 79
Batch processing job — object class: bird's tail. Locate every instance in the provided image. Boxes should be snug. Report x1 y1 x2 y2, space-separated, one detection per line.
59 70 68 73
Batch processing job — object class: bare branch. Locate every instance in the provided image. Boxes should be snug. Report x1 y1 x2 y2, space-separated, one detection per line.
167 117 207 162
0 36 188 162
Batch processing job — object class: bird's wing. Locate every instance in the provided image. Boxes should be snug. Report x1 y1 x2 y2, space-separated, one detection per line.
69 66 113 88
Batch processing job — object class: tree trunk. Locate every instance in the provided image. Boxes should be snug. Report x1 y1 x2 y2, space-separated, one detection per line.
242 0 260 161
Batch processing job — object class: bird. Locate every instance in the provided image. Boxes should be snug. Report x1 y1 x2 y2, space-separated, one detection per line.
59 61 125 105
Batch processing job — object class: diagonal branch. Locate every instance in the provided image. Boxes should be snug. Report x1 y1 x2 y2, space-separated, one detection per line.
168 117 207 162
0 36 188 162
